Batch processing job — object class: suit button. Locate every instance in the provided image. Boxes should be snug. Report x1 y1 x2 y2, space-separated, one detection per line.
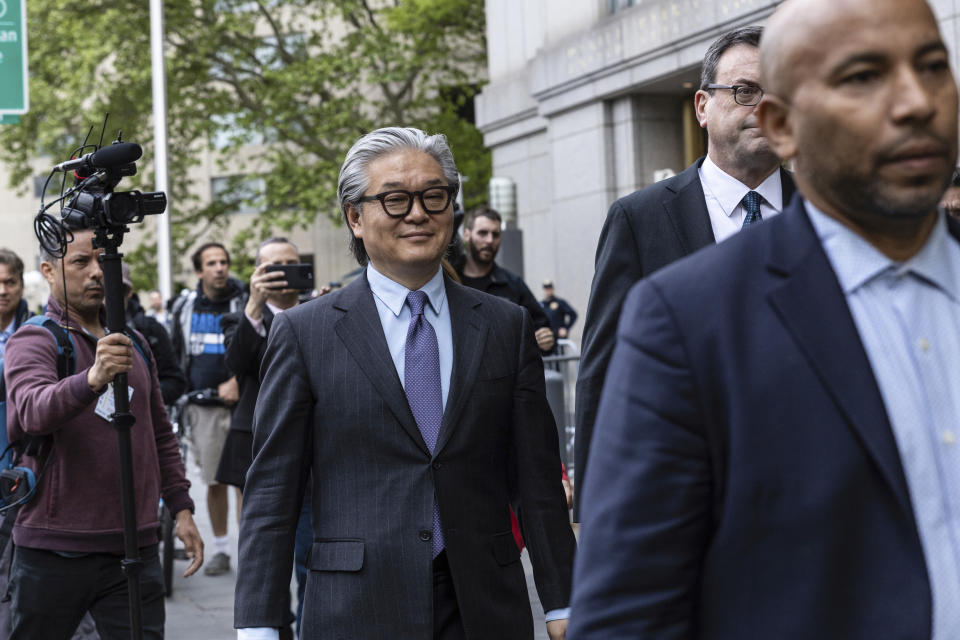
432 462 442 470
419 530 432 542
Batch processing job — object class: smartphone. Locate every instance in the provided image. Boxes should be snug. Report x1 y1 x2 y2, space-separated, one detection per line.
264 263 315 291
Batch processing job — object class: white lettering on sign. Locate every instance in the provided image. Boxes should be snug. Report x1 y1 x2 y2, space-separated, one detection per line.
0 31 16 43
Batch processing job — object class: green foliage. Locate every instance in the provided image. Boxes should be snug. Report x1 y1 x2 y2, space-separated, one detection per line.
3 0 489 281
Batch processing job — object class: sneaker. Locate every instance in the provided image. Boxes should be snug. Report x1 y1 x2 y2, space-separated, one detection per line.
204 552 231 576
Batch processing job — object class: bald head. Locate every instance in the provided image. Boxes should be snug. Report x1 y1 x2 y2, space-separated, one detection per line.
756 0 957 250
761 0 941 101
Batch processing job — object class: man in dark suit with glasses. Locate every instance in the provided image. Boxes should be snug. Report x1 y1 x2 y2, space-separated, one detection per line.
574 26 797 518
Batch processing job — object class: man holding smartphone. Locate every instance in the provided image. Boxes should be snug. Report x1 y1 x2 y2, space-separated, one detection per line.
218 237 317 639
218 236 307 490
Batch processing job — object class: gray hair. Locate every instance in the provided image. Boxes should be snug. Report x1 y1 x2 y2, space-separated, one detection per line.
255 236 299 265
700 26 763 89
338 127 460 265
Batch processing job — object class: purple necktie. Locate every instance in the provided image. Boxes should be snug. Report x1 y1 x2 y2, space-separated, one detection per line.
404 290 444 556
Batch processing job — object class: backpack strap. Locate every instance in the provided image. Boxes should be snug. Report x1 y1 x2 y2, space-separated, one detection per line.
22 315 149 373
15 317 76 461
22 316 76 380
124 326 152 370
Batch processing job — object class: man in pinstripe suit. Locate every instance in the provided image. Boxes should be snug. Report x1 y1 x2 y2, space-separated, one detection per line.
235 127 576 640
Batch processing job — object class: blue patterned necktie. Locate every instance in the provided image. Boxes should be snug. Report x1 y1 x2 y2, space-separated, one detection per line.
404 290 444 556
742 190 763 227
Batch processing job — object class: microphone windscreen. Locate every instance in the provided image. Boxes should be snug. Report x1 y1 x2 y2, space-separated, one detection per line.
90 142 142 168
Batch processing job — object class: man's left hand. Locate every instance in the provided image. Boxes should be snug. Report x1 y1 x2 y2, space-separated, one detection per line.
175 509 204 577
535 327 555 352
546 619 568 640
562 475 573 510
218 376 240 405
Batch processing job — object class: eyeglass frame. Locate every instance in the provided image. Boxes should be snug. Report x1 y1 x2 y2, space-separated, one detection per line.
357 184 459 219
701 83 764 106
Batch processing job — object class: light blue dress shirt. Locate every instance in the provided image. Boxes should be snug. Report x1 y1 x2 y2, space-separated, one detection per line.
366 264 453 409
807 202 960 639
0 317 15 359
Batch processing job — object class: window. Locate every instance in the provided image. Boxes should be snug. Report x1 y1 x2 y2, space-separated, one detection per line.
210 113 267 151
212 0 280 13
255 33 306 71
211 175 266 215
608 0 639 13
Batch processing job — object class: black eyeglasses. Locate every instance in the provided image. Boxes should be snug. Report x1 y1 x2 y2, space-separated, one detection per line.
358 185 458 218
702 84 764 106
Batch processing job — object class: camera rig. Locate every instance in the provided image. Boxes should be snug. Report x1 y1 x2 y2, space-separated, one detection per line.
32 130 167 640
37 135 166 254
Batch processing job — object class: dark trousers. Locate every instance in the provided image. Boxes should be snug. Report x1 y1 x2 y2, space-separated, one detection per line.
433 551 466 640
9 544 165 640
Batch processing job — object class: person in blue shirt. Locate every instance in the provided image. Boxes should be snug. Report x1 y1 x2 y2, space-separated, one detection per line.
170 242 246 577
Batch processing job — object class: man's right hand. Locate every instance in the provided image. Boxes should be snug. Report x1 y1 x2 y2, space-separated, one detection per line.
87 332 134 391
175 509 205 577
245 262 289 320
535 327 556 352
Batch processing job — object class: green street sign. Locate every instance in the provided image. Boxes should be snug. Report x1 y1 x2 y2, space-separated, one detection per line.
0 0 27 114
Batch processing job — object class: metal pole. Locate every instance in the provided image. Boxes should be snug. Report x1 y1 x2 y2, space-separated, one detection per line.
150 0 173 302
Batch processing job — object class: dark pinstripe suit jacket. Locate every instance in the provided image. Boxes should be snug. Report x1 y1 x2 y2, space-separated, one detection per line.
235 272 576 639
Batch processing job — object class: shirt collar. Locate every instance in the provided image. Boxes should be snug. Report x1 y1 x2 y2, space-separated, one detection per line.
700 155 784 217
265 300 287 317
805 200 960 301
366 263 446 317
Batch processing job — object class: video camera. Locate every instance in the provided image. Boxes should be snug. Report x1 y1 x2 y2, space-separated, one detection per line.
57 140 167 229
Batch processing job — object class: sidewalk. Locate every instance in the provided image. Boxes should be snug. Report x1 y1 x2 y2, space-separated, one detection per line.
164 456 552 639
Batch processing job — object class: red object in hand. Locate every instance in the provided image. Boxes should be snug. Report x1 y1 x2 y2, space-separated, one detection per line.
511 463 570 550
510 508 524 550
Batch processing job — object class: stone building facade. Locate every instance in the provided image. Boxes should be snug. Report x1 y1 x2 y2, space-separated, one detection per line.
476 0 960 344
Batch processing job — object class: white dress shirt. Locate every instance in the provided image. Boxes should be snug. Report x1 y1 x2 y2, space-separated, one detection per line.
245 300 290 337
698 155 784 242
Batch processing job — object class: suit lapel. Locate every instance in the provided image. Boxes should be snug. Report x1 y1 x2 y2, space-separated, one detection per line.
764 201 914 519
262 305 275 332
663 159 715 254
435 280 488 455
333 275 429 455
663 161 799 255
779 166 797 205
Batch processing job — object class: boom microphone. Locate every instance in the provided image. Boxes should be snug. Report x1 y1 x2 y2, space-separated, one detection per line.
53 142 143 173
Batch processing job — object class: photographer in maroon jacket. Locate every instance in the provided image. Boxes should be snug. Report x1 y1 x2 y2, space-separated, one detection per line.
3 222 203 639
